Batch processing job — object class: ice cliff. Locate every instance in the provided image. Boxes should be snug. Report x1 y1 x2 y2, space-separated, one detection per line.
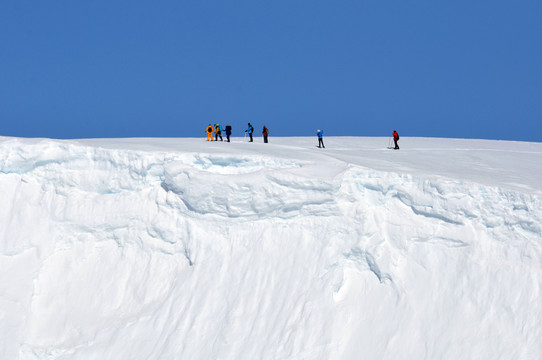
1 136 541 359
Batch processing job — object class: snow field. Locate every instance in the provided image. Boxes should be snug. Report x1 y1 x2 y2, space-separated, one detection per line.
0 136 541 359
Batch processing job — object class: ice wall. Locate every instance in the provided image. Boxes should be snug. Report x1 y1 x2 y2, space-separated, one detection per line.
1 138 541 359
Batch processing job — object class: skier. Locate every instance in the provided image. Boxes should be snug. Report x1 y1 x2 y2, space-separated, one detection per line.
262 126 269 143
225 125 232 142
317 129 325 148
206 124 214 141
245 123 254 142
215 124 223 141
393 130 400 150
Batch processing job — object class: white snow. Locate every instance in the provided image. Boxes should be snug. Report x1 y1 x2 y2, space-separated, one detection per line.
1 135 541 359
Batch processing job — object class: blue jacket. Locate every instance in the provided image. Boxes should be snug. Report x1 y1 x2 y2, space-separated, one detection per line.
317 130 323 139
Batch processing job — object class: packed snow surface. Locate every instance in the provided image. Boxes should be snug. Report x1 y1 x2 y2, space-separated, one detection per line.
1 136 541 359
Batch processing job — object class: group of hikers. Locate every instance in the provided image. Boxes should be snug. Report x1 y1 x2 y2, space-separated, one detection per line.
206 123 269 143
205 124 399 149
206 124 233 142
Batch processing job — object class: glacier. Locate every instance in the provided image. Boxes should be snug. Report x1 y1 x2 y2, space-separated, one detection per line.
1 136 541 359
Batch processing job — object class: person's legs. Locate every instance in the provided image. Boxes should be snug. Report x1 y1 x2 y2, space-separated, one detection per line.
249 133 253 142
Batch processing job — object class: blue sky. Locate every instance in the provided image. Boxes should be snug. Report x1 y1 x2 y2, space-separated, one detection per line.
1 1 541 141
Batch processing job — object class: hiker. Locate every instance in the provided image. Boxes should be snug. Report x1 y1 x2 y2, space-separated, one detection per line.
225 125 232 142
262 126 269 143
206 124 214 141
245 123 254 142
317 130 325 148
215 124 223 141
393 130 400 150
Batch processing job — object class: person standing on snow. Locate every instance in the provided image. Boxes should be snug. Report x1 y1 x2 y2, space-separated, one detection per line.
245 123 254 142
206 124 214 141
225 125 232 142
262 126 269 143
393 130 400 150
317 129 325 148
215 124 223 141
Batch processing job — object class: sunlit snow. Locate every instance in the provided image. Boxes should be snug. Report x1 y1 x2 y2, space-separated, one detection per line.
1 136 541 359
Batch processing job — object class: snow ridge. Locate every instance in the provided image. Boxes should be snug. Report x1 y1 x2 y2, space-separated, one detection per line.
1 137 541 359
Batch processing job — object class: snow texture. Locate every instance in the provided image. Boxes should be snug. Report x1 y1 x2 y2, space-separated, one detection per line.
1 136 541 359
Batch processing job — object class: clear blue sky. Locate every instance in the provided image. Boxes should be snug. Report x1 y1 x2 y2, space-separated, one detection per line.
1 1 541 141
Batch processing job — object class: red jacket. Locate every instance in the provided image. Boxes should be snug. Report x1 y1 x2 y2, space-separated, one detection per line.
393 131 399 141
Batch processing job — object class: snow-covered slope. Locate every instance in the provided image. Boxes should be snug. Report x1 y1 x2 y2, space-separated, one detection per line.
1 136 541 359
